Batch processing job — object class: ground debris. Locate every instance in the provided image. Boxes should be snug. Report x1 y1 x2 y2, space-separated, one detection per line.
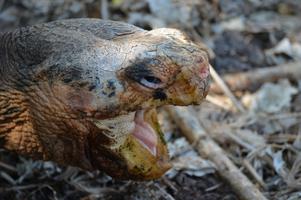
1 0 301 199
246 79 298 113
167 137 216 178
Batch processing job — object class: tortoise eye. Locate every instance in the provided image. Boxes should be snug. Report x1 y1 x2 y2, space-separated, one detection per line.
139 76 162 89
124 60 163 89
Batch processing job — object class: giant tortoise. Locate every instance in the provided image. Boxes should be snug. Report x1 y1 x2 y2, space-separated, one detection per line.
0 18 210 180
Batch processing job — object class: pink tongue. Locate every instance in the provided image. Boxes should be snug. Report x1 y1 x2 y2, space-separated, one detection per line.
132 111 157 156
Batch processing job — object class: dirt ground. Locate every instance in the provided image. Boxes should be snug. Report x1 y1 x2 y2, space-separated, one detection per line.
1 0 301 200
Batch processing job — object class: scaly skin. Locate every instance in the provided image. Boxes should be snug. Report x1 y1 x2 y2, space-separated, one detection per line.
0 18 210 180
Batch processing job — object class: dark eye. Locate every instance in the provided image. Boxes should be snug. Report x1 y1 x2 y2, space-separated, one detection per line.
139 76 162 89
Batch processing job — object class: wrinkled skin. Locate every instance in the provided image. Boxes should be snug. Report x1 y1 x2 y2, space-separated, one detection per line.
0 19 210 180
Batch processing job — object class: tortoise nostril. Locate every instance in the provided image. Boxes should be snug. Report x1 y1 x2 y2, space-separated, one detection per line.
199 65 210 79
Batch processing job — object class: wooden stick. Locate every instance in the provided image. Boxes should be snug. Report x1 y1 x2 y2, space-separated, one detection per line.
205 94 232 110
210 65 246 113
242 159 267 189
0 161 17 173
100 0 109 20
0 0 4 10
211 62 301 93
166 106 268 200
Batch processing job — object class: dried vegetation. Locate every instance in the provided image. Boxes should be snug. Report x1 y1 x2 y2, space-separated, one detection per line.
1 0 301 199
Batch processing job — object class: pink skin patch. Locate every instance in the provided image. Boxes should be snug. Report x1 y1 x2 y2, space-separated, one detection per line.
199 64 210 79
132 110 157 156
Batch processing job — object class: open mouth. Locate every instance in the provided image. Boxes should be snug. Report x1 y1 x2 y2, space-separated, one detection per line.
91 107 170 180
92 108 161 156
133 110 158 156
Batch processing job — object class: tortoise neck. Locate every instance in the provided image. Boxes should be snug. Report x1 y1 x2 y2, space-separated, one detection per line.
0 32 12 80
0 31 23 85
0 89 44 158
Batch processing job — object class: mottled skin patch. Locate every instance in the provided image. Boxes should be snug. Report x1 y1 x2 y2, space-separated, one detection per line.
0 19 210 180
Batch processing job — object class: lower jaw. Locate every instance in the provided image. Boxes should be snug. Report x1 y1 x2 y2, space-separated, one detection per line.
119 109 171 180
91 108 171 180
118 134 171 180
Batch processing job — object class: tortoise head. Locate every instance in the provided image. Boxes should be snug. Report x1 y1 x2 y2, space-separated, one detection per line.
0 19 210 180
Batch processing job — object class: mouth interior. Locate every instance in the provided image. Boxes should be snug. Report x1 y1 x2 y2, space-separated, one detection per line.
132 110 157 156
93 109 159 156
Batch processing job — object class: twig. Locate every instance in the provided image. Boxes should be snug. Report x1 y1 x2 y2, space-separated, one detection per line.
266 134 297 143
100 0 109 20
266 112 301 121
242 159 267 189
205 94 232 110
161 177 178 193
0 161 17 173
224 131 255 151
0 0 4 11
205 183 222 192
166 106 267 200
210 65 246 113
154 183 176 200
1 184 42 191
211 62 301 93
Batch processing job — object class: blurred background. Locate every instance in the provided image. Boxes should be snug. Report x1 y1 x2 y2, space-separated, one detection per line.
0 0 301 200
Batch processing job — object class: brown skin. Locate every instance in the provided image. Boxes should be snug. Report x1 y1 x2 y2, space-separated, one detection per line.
0 18 210 180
